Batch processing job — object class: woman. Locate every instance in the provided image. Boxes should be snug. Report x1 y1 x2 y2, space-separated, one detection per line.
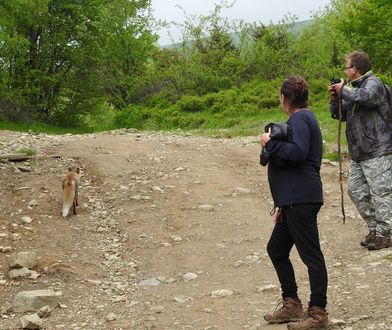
260 76 329 330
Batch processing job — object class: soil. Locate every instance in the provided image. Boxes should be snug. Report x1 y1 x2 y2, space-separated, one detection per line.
0 129 391 330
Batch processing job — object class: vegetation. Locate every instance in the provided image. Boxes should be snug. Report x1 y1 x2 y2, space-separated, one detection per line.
1 0 391 148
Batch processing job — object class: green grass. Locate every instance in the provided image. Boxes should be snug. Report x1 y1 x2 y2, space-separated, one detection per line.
16 147 36 156
0 120 91 135
382 254 392 262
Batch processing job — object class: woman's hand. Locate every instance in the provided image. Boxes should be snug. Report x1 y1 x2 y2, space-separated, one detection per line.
260 130 271 148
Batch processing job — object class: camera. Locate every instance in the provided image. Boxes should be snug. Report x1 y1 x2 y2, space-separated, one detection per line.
330 77 341 85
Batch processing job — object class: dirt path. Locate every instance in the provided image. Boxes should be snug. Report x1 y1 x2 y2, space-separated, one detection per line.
0 130 391 330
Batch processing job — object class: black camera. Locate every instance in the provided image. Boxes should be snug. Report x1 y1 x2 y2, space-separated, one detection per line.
330 77 341 85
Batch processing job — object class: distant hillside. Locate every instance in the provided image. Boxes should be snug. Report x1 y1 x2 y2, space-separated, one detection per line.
160 19 313 49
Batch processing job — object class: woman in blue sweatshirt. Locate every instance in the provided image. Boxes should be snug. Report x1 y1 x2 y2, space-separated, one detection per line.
261 76 329 330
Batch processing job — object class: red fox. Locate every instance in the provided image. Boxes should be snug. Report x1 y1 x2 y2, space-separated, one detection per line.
62 167 80 217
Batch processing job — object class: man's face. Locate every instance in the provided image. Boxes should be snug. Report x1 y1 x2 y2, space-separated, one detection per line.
344 61 356 80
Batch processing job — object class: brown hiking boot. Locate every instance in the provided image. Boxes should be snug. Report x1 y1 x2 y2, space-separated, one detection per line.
287 306 329 329
367 235 392 250
264 297 303 324
360 231 376 247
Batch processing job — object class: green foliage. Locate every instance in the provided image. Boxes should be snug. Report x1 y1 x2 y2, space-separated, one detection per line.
0 0 391 140
17 148 36 156
0 0 155 125
114 105 147 130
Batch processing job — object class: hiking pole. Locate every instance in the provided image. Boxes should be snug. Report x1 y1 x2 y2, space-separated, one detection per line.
337 97 346 224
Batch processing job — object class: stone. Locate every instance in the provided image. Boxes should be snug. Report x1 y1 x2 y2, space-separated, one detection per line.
256 284 279 293
28 200 39 207
106 313 117 321
1 303 14 315
13 289 61 312
20 313 43 329
199 204 214 211
182 272 197 282
0 246 12 253
9 252 38 269
37 306 52 318
138 278 161 287
9 267 31 279
210 289 234 298
235 187 251 194
21 216 33 224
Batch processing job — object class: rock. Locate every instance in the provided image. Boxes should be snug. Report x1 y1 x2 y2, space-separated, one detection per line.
1 303 14 315
28 199 39 207
13 289 62 312
210 289 234 298
256 284 279 293
199 204 214 211
37 306 52 318
174 296 187 304
244 254 259 263
235 187 251 194
330 318 346 326
138 278 161 287
20 313 43 329
105 313 117 322
182 272 198 282
9 252 38 269
9 267 32 279
0 246 12 253
21 216 33 224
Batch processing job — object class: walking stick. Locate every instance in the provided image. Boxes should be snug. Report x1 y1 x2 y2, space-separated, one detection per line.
337 97 346 224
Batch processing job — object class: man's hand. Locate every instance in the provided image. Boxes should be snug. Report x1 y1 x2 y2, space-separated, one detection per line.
328 80 345 98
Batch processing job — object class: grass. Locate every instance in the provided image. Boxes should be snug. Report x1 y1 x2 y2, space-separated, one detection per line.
0 99 346 161
0 120 90 135
382 254 392 262
16 148 36 156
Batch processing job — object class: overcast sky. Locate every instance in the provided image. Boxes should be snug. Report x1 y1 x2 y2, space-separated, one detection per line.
151 0 332 45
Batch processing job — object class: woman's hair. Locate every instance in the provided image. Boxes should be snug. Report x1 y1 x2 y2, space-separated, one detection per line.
280 75 309 110
346 51 372 74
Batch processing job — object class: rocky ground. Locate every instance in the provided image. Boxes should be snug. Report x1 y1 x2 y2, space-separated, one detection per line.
0 129 391 330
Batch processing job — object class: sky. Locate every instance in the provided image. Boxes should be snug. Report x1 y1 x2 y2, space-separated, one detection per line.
151 0 332 45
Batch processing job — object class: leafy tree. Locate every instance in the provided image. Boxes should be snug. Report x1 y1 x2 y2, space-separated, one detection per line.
243 16 299 80
0 0 154 125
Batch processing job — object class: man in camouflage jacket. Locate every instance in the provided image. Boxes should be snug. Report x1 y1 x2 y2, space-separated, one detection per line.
329 51 392 250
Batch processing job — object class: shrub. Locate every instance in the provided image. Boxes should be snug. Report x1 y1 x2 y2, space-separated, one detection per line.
177 95 206 113
114 105 147 129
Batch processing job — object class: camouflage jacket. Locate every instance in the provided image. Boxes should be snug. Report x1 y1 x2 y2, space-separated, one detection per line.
330 72 392 161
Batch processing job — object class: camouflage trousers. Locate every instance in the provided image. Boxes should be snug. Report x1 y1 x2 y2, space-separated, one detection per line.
348 154 392 236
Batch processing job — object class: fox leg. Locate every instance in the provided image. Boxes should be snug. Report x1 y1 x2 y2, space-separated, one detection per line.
75 182 79 206
72 198 77 215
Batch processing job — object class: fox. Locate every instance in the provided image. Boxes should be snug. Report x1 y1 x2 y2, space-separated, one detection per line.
62 167 81 218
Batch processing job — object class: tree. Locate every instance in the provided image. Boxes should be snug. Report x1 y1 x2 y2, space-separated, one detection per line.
0 0 155 125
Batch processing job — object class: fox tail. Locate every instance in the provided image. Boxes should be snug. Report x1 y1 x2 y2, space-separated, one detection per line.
62 181 75 217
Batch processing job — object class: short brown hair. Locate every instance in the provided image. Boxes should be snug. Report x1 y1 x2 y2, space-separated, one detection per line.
280 76 309 109
346 51 372 74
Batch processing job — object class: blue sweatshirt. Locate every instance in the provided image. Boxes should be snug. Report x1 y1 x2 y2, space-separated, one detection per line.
265 109 323 207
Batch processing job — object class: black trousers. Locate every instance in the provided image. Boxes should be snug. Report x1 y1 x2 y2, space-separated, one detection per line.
266 204 328 308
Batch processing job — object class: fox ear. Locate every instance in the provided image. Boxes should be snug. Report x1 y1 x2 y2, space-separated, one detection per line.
68 167 73 172
76 167 80 174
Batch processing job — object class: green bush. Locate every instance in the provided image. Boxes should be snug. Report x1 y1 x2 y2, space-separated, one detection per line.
177 95 206 113
114 105 147 129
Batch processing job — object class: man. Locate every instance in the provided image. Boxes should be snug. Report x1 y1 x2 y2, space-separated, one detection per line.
329 51 392 250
